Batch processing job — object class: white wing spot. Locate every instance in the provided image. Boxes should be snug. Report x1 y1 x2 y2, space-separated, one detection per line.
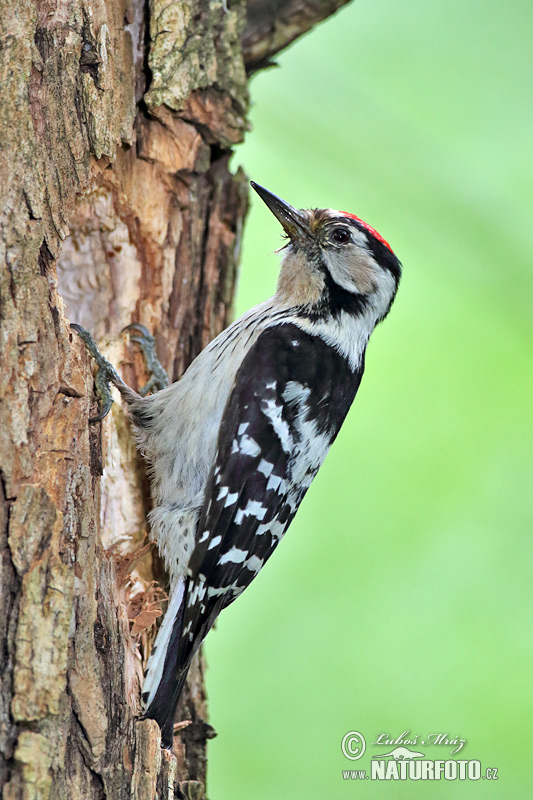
261 397 292 451
267 474 283 491
208 535 222 550
283 380 310 404
187 581 207 606
217 486 229 501
207 585 229 598
244 499 267 519
218 546 248 565
235 499 267 525
239 435 261 458
246 555 264 574
255 520 286 541
257 459 274 477
237 422 249 435
224 492 239 507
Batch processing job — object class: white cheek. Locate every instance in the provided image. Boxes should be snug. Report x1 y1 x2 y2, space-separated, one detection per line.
322 245 377 294
372 269 397 315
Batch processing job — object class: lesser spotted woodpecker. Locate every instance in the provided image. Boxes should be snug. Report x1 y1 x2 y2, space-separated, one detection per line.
72 182 401 748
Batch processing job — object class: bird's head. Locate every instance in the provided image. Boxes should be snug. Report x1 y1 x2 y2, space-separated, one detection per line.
251 182 401 325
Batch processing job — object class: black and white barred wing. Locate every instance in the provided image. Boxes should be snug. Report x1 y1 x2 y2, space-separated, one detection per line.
179 323 363 663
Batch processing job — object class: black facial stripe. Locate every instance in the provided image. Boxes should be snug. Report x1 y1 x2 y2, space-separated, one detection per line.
297 259 370 322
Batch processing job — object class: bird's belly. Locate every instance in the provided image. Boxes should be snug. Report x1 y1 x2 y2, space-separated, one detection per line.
148 505 200 585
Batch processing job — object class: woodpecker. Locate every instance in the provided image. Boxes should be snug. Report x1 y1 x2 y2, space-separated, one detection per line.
72 182 401 748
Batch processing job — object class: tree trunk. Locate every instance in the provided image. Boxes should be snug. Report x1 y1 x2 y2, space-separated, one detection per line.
0 0 351 797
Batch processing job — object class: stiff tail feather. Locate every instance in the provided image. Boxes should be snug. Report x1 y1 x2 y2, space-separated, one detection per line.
142 580 189 748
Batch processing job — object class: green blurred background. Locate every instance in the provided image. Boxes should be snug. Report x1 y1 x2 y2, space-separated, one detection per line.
206 0 532 796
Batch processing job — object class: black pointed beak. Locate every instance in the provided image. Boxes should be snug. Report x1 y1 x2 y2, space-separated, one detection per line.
250 182 311 242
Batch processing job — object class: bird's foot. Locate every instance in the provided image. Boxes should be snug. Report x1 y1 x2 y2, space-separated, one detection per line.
71 323 131 422
123 323 169 396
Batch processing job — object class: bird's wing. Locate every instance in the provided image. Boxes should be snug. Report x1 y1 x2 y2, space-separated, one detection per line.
176 321 363 669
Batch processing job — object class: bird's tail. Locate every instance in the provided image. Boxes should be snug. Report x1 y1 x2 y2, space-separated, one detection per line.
142 580 189 748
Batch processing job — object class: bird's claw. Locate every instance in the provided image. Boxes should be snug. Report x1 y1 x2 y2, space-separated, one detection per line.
71 321 168 422
122 323 169 395
71 323 118 422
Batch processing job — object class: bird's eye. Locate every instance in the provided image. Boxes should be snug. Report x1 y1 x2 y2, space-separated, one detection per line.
331 227 351 245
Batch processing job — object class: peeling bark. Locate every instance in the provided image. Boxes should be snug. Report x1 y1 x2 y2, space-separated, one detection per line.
0 0 352 796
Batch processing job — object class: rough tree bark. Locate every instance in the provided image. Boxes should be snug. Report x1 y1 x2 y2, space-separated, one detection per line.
0 1 351 797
